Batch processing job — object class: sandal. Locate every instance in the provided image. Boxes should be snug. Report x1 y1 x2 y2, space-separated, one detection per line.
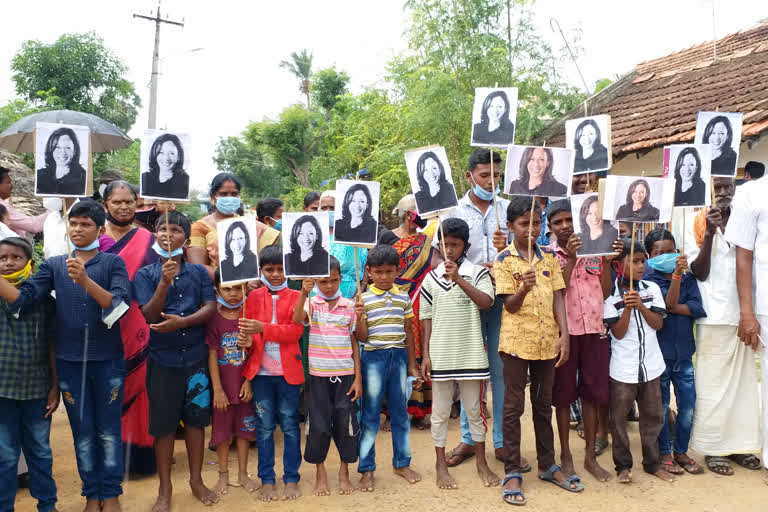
661 459 684 475
575 422 585 440
675 455 704 475
728 454 762 470
502 473 526 506
594 437 609 456
705 456 734 476
538 464 584 492
446 446 475 467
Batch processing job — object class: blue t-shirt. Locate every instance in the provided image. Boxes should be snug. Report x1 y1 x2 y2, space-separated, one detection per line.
13 252 130 362
134 261 216 367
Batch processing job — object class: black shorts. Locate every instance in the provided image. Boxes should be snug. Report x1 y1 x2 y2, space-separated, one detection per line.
146 357 212 437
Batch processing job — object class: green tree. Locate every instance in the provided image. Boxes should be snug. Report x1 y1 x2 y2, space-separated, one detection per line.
280 49 314 110
311 67 350 119
94 140 141 185
213 134 290 202
11 32 141 131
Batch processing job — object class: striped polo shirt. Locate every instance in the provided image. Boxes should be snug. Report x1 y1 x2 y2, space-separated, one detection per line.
420 260 492 381
360 284 413 351
305 295 357 376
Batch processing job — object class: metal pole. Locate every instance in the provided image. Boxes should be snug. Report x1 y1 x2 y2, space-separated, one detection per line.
148 5 161 129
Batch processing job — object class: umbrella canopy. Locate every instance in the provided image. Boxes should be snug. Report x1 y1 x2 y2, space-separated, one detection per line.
0 109 133 154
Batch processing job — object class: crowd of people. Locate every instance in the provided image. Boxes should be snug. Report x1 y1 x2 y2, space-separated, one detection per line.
1 151 767 511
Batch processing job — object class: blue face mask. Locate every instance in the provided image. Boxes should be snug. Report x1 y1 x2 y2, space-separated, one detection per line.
473 183 500 201
327 211 335 227
647 253 680 274
152 241 184 259
260 274 288 291
273 219 282 231
216 196 241 215
217 296 244 309
313 284 341 301
73 239 100 252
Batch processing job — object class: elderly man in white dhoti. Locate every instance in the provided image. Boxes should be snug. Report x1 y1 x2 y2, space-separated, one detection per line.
719 176 768 483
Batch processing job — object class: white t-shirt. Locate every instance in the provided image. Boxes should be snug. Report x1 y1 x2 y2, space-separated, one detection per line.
603 279 667 384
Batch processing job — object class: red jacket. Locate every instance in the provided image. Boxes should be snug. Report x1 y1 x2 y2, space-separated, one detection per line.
241 287 305 385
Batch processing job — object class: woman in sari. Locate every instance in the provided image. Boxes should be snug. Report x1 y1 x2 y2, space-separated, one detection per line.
379 194 437 429
98 181 159 475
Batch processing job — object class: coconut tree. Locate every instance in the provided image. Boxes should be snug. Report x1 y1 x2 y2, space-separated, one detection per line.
280 49 314 110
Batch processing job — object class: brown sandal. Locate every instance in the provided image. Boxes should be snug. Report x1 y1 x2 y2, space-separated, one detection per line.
676 456 704 474
661 460 684 474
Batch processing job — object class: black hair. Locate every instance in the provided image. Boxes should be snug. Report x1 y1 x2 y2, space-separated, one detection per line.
209 172 242 197
0 203 8 221
0 166 10 182
340 183 373 220
439 217 470 245
304 191 321 208
416 151 450 192
329 255 341 275
547 199 572 227
256 197 284 222
69 200 106 227
103 180 138 202
0 236 33 260
506 195 541 224
573 118 603 158
479 90 510 126
674 147 702 182
703 115 734 150
44 127 81 170
259 245 283 267
616 236 647 262
224 220 252 261
517 147 555 185
289 215 324 256
153 210 191 238
624 179 652 209
468 149 503 173
148 133 185 175
745 161 765 180
366 244 399 268
643 228 675 254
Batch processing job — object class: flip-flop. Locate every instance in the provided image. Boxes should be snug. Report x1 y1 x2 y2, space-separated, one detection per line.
575 422 585 439
501 473 526 506
728 454 762 470
446 448 475 467
661 460 684 475
538 464 584 492
676 457 704 475
705 456 734 476
594 437 609 456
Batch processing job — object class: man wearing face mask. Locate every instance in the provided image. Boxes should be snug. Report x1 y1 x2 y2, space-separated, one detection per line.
256 197 285 231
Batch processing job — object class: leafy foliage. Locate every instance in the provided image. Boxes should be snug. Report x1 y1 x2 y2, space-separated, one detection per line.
213 134 290 203
311 67 350 118
280 49 314 109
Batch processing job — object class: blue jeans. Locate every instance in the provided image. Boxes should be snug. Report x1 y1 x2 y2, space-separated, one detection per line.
460 299 504 449
358 347 411 472
57 358 125 500
658 358 696 455
251 376 302 485
0 397 57 512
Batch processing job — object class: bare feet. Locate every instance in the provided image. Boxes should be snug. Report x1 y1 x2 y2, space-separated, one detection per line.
260 483 278 502
617 469 632 484
357 471 375 492
560 453 575 477
654 468 676 482
394 466 422 484
315 464 330 496
338 464 355 495
283 482 301 500
238 471 260 493
101 498 121 512
83 499 100 512
382 417 391 432
584 457 613 482
436 464 457 489
476 461 500 487
190 479 219 506
214 471 229 495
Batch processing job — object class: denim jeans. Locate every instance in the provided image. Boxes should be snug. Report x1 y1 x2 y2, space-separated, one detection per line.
358 347 411 473
460 299 504 449
658 358 696 455
57 358 125 500
251 376 302 485
0 397 57 512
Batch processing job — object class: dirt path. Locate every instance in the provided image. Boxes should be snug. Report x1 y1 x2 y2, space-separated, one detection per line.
16 406 768 511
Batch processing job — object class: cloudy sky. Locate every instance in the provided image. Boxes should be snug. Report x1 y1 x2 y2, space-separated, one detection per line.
0 0 765 192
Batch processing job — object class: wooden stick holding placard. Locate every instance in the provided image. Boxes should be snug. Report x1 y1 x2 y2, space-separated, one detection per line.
490 148 500 230
241 283 247 360
629 223 637 292
711 177 718 253
438 216 453 291
354 247 363 298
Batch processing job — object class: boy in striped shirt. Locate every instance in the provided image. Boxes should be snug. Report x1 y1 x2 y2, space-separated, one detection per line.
420 218 499 490
293 256 362 497
355 245 422 491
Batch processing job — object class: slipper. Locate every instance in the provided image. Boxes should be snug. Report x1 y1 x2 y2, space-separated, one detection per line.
594 437 609 456
575 422 585 440
502 473 526 506
705 456 734 476
728 454 762 470
446 448 475 467
538 464 584 493
661 460 684 475
676 457 704 475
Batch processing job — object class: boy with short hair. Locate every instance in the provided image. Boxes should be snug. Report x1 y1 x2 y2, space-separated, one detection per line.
420 218 498 490
0 201 131 512
134 211 218 510
293 256 362 497
240 245 305 502
604 237 674 484
0 237 59 512
494 197 576 506
355 245 422 491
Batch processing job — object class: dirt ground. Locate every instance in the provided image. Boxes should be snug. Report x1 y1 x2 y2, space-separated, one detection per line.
16 402 768 512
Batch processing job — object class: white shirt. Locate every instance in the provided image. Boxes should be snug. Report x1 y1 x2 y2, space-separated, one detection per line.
724 179 768 315
603 280 667 384
436 192 510 265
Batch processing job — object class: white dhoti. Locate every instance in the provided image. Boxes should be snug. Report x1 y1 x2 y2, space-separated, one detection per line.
690 324 761 456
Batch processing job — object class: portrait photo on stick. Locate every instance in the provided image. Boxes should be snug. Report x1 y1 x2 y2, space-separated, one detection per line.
603 175 674 224
504 145 572 198
694 111 743 176
35 122 90 197
282 211 330 278
566 114 612 174
571 193 619 257
405 146 459 217
333 179 380 247
663 144 711 208
217 215 259 285
470 87 518 148
140 129 191 201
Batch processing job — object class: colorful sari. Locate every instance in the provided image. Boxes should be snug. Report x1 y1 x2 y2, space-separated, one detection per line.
100 228 158 475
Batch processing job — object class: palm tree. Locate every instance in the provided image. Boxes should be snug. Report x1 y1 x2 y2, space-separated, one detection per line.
280 49 313 110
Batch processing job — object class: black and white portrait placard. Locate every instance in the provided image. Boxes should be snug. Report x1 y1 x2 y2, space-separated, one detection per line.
694 111 743 177
140 129 191 201
35 122 90 197
404 146 459 218
470 87 518 148
504 145 572 198
602 175 674 224
217 215 259 285
333 179 380 247
565 115 612 174
663 144 711 208
282 212 331 278
571 193 619 257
